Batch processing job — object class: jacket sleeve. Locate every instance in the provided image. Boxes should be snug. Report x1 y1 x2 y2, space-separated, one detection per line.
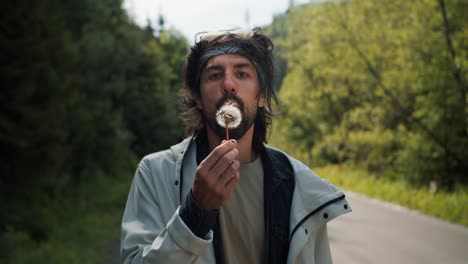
314 224 332 263
120 159 213 263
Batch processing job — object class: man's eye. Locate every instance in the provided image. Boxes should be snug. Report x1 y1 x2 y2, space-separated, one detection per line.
209 73 223 80
237 72 248 78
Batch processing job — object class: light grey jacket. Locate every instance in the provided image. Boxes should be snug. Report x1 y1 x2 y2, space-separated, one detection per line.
121 136 351 263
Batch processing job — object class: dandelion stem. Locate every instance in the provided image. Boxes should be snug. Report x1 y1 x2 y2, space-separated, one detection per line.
225 126 229 140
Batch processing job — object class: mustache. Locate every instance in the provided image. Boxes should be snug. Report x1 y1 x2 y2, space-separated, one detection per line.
215 94 245 111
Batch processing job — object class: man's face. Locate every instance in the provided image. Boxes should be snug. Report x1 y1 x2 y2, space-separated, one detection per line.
197 54 265 140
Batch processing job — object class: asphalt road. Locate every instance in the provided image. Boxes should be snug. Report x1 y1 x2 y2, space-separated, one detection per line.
329 192 468 264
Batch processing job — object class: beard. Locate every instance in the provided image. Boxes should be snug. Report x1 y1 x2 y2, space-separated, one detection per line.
203 94 257 140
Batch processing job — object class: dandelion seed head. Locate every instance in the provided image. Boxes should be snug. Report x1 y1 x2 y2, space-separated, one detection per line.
216 103 242 129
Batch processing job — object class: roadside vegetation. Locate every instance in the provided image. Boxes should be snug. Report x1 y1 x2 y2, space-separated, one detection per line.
314 165 468 226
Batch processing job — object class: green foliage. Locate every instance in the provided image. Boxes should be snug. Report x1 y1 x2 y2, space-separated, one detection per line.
268 0 468 190
265 13 291 90
0 0 187 262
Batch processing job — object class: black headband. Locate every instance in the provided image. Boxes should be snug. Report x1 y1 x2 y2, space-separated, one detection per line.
196 42 267 91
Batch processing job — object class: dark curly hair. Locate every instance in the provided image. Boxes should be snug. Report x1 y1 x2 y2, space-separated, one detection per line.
179 27 278 151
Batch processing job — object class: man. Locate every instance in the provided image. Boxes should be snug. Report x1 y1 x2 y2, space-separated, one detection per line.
120 28 351 264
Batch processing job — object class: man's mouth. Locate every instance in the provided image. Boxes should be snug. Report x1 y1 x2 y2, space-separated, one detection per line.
224 100 238 108
216 94 244 112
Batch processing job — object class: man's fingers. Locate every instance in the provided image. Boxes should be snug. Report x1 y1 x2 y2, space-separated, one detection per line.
209 147 238 177
192 139 240 209
224 171 240 195
199 139 237 170
219 160 240 185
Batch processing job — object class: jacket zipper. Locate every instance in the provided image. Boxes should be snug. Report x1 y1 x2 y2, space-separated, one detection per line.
289 194 345 242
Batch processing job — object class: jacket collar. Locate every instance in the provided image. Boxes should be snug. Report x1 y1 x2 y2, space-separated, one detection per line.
257 146 349 232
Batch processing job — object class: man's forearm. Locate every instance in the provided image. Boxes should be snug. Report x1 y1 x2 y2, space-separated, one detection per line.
179 190 219 238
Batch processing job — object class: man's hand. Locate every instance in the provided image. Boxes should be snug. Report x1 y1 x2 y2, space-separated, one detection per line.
192 139 240 210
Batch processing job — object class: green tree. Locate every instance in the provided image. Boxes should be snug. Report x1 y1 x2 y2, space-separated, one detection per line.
269 0 468 189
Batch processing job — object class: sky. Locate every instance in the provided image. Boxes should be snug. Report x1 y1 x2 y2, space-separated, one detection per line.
123 0 313 42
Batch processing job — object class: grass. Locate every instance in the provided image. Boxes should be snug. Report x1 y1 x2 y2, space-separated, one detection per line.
4 169 133 264
314 164 468 226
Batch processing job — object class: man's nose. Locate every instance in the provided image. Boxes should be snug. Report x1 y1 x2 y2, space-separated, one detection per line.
222 73 238 94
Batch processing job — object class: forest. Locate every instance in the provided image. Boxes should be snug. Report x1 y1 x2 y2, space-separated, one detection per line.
1 0 466 263
1 0 187 262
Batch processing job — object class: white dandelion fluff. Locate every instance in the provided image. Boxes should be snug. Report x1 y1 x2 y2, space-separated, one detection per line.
216 103 242 129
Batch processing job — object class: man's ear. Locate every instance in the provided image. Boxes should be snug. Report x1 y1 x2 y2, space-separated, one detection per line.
258 94 265 108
